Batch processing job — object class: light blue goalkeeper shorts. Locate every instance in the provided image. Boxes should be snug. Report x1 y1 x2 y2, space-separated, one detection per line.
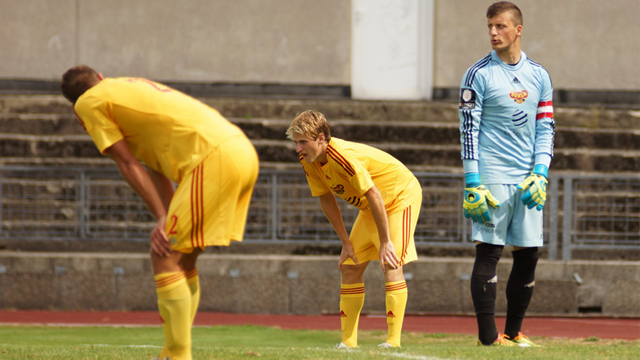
470 184 544 248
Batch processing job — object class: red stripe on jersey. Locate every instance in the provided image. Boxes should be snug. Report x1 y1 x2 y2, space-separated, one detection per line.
199 162 205 248
191 163 204 248
400 206 411 265
327 146 356 176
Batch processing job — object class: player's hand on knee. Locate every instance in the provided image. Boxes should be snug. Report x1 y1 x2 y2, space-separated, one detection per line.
150 217 172 257
463 173 500 223
517 164 548 211
338 241 359 269
378 241 399 273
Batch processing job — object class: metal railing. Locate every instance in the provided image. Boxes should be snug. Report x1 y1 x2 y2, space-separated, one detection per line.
1 166 638 260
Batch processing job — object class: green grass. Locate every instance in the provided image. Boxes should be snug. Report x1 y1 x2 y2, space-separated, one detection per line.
0 325 638 360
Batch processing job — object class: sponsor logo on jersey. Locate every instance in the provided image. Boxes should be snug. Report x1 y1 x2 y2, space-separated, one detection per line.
512 77 521 83
331 184 345 195
459 88 476 109
386 311 396 318
509 89 529 104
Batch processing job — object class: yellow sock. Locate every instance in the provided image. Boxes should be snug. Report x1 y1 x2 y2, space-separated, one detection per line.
185 269 200 326
385 281 408 347
340 283 365 348
155 272 192 360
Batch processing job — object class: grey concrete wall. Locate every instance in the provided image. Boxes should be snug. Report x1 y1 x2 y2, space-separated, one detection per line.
435 0 640 91
0 0 638 91
0 0 351 84
0 253 638 316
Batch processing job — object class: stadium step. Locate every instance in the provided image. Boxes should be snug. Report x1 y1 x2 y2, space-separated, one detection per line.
1 94 639 173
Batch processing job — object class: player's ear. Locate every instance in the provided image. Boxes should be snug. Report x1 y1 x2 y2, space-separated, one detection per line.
97 73 104 81
317 133 325 144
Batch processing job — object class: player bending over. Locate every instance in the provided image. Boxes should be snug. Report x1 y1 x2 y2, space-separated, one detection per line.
459 1 555 347
61 65 259 360
287 110 423 348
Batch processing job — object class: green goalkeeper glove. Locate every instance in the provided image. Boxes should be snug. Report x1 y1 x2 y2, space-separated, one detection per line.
517 164 549 211
463 173 501 223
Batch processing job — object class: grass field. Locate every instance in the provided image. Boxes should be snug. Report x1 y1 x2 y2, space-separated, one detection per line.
0 325 638 360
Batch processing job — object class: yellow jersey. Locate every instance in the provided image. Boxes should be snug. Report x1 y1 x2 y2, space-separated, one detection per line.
301 137 421 214
74 77 245 183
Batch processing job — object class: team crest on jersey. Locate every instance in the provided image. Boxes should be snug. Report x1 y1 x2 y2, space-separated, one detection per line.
509 89 529 104
459 88 476 109
331 184 345 195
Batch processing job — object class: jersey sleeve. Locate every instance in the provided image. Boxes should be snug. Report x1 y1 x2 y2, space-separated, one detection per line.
534 70 556 164
459 65 487 163
74 94 124 154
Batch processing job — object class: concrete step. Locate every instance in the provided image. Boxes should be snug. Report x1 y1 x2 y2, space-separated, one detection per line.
1 133 639 172
1 94 639 129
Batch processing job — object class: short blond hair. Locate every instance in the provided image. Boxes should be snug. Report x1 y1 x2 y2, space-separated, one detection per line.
286 110 331 141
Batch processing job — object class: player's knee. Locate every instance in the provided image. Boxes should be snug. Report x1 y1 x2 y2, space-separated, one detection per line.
472 243 503 276
512 246 539 261
340 263 368 283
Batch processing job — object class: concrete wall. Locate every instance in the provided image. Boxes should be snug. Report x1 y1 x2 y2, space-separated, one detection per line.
1 253 638 316
0 0 638 91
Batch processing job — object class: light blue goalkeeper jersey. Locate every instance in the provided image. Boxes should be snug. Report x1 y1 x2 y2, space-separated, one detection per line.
459 50 555 184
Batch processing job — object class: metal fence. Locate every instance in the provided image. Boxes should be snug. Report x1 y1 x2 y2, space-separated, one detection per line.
1 166 638 260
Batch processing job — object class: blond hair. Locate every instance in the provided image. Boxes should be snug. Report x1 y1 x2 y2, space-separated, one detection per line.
286 110 331 141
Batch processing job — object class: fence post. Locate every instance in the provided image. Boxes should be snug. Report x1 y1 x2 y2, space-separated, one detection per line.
562 176 574 261
271 172 279 241
547 175 559 260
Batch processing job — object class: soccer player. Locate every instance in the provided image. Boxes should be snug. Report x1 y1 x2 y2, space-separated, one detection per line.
61 65 259 360
458 2 555 347
286 110 423 349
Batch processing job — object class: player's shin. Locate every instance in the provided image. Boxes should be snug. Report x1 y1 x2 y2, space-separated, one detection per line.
471 243 503 345
155 272 193 360
185 269 200 326
504 247 539 339
340 283 365 348
384 280 408 347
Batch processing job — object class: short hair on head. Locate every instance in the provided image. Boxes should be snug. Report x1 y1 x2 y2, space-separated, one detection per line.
487 1 523 26
286 110 331 142
60 65 100 104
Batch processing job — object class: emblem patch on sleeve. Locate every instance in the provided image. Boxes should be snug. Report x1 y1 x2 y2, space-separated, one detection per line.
459 88 476 109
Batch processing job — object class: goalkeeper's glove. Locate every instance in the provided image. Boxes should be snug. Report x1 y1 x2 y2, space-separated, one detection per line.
517 164 548 211
463 173 501 223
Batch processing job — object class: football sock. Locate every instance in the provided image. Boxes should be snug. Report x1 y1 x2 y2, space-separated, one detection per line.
504 247 539 339
340 283 365 347
385 280 408 347
185 269 200 326
155 271 192 360
471 243 503 345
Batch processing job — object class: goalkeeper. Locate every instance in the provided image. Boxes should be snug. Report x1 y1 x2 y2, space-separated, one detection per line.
458 1 555 347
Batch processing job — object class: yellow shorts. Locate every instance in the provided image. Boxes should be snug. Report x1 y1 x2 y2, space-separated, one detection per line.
343 195 422 266
165 135 259 253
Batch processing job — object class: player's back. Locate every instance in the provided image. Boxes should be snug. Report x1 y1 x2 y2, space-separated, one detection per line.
75 77 245 182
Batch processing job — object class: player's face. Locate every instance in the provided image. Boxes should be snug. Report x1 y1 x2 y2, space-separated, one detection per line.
487 12 522 55
292 133 327 164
